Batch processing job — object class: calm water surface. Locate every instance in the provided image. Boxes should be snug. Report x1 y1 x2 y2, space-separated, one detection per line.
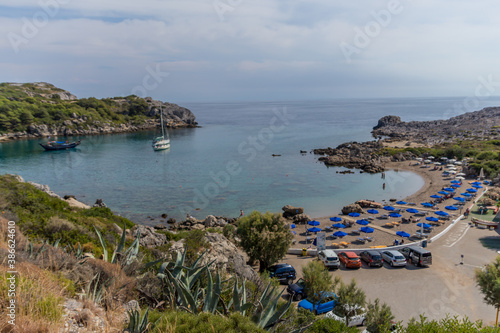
2 97 500 224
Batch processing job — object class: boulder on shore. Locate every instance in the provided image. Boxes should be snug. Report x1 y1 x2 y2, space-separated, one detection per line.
293 213 310 224
341 203 363 215
282 205 304 218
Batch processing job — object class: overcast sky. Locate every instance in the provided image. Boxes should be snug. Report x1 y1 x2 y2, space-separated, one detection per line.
1 0 500 103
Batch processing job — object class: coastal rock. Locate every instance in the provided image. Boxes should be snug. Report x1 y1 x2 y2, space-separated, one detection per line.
341 204 363 215
169 232 260 283
167 218 177 224
282 205 304 218
203 215 218 227
26 181 62 199
373 115 402 130
293 213 310 224
132 225 167 248
93 199 107 208
217 218 228 227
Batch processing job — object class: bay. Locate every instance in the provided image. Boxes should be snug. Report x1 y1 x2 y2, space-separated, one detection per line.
2 97 500 224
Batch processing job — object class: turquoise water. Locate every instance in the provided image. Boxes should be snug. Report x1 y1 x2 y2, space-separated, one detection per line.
2 97 500 224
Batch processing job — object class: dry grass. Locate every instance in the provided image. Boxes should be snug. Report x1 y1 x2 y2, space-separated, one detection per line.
0 262 66 333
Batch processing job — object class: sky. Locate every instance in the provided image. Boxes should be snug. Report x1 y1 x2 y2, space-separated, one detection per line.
1 0 500 103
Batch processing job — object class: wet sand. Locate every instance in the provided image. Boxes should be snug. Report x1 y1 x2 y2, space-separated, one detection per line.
290 161 483 249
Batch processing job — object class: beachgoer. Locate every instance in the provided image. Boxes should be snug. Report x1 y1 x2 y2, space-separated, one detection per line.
383 183 386 190
400 239 404 245
240 210 244 217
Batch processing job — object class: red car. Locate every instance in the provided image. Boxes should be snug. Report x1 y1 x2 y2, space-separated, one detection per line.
338 251 362 269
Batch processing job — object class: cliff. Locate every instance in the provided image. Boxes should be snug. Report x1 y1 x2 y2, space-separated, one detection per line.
372 107 500 145
0 82 198 139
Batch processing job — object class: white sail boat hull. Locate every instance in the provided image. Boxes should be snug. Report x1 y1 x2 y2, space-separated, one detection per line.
152 105 171 151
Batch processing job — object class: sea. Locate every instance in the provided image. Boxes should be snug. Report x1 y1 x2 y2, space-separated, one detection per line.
2 97 500 225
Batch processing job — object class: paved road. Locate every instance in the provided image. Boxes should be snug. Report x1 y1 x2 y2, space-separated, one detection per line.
280 218 500 325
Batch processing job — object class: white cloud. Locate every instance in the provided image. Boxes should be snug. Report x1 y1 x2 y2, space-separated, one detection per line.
0 0 500 101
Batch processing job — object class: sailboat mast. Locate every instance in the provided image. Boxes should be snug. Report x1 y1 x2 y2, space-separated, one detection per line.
160 105 165 138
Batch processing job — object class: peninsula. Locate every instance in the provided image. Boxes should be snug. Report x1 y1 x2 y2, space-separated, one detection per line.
0 82 197 141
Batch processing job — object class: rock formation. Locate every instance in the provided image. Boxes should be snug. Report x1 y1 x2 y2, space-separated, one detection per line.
341 203 363 215
169 232 260 283
282 205 304 218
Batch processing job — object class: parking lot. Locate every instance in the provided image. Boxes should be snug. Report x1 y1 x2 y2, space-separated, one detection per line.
279 218 500 325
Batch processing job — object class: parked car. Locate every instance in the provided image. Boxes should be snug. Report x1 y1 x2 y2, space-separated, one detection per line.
399 246 432 266
318 250 340 269
325 304 366 327
287 278 307 301
267 264 296 284
297 292 337 315
338 251 362 269
358 250 383 267
381 250 407 267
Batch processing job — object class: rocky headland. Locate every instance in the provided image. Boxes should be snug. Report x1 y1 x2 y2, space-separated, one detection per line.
372 107 500 144
0 82 198 141
314 106 500 174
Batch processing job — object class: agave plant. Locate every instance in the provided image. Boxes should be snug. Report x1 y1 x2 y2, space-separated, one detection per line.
127 307 160 333
94 224 140 267
85 272 115 305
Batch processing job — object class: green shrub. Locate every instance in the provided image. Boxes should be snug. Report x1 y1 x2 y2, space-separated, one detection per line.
151 310 265 333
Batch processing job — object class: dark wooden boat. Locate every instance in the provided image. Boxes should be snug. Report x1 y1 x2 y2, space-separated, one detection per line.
39 140 81 151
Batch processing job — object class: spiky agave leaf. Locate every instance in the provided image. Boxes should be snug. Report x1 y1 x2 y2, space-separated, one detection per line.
111 223 127 264
93 226 109 262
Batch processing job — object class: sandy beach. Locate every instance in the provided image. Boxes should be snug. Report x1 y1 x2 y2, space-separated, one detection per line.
290 160 483 249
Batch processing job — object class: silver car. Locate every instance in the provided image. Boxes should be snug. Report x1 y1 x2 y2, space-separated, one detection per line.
381 250 407 267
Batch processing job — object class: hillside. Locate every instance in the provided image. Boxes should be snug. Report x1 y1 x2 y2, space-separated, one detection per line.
0 82 197 139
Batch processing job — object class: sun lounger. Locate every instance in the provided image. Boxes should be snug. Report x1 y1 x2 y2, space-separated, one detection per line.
340 241 350 247
351 229 361 235
384 223 394 228
357 237 366 244
392 221 400 226
364 236 373 242
331 243 340 248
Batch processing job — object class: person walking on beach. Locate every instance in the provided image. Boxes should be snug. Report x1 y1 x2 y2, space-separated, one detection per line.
383 183 386 190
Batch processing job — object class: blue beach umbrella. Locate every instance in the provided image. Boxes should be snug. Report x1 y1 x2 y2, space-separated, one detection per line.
473 185 483 189
421 202 434 207
471 181 481 185
443 187 455 192
406 208 419 214
292 230 296 235
384 206 395 211
356 219 370 225
389 213 402 218
461 192 472 197
418 222 433 228
467 188 477 193
450 180 461 184
290 224 296 229
426 217 439 222
333 231 348 237
332 223 346 229
438 191 449 195
435 211 449 216
396 201 407 205
360 226 374 233
308 227 321 233
330 217 342 222
445 205 458 210
454 197 466 202
451 184 461 188
308 220 320 226
430 195 442 199
396 231 410 238
348 212 361 217
367 209 379 214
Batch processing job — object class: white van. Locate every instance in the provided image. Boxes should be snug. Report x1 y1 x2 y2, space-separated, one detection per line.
318 250 340 269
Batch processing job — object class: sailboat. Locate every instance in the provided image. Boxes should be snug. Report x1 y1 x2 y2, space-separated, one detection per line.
152 106 170 151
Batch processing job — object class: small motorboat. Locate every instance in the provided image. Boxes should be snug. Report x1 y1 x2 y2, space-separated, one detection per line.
39 140 81 150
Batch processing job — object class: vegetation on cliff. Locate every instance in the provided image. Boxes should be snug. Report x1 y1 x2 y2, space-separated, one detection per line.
0 82 196 135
